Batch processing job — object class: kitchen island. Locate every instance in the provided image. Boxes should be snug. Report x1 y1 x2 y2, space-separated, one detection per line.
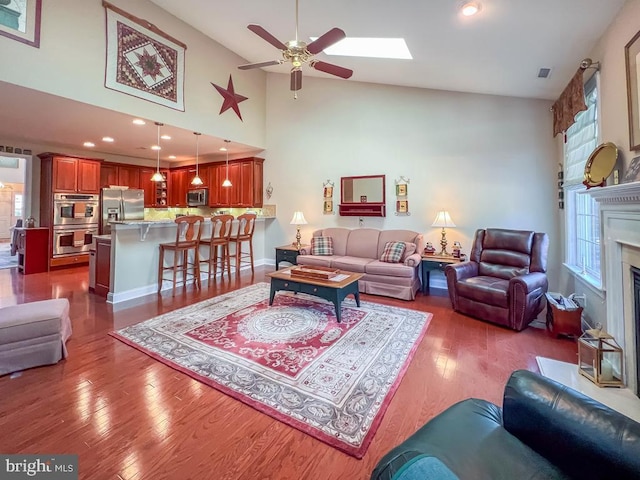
105 218 267 304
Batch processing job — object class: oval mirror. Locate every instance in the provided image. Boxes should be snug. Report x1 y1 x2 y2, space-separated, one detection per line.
583 142 618 189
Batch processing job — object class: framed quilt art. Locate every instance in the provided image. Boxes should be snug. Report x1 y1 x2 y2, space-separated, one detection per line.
103 1 186 111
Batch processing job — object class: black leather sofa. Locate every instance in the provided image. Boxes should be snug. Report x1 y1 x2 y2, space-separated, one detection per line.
371 370 640 480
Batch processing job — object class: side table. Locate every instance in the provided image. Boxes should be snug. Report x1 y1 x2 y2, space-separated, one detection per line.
421 255 462 294
275 244 308 270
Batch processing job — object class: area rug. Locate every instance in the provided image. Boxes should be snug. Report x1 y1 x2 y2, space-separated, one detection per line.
110 283 432 458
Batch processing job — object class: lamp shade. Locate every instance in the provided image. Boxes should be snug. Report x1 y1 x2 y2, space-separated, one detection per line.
290 211 308 225
431 211 456 228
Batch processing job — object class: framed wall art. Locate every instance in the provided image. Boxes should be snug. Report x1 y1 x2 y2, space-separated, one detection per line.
622 156 640 183
103 1 186 111
322 179 335 214
625 29 640 150
0 0 41 48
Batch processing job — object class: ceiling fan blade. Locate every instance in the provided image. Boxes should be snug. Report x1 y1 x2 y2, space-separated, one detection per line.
311 60 353 79
247 24 287 51
307 27 346 55
238 60 283 70
290 69 302 91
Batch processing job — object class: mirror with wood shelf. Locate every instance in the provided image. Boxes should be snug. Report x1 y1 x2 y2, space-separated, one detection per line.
339 174 386 216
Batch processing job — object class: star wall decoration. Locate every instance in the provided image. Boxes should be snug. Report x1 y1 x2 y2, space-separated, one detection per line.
211 75 248 121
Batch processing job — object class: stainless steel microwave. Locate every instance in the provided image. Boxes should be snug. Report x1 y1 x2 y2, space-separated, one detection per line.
187 188 209 206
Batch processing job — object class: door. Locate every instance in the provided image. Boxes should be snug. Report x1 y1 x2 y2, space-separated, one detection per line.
169 170 189 207
100 164 118 188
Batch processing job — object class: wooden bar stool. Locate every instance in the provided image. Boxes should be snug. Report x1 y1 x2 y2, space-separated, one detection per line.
158 215 204 296
199 214 234 282
229 213 257 276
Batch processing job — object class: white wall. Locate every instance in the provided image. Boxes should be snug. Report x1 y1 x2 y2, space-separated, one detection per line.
561 0 640 326
0 0 266 149
264 73 561 289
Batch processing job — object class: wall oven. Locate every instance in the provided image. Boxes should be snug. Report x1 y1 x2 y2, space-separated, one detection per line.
53 226 98 256
53 193 100 226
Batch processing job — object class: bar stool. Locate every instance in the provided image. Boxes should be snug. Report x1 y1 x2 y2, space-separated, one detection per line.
199 214 234 282
229 213 256 276
158 215 204 296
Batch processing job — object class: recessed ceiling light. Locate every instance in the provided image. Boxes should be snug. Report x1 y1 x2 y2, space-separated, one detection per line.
219 147 228 152
309 37 412 59
151 145 161 151
102 136 114 142
83 142 95 147
461 2 480 16
160 134 171 140
132 119 146 125
168 155 177 159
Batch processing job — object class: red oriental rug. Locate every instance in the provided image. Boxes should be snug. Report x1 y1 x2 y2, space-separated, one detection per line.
110 283 432 458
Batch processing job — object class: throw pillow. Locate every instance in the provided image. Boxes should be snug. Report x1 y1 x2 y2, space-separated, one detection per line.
400 242 417 262
380 241 406 263
311 236 334 256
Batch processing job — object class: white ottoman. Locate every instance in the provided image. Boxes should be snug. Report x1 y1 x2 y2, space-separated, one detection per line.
0 299 72 375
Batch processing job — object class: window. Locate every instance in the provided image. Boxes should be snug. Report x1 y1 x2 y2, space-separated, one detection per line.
564 74 600 286
14 194 23 218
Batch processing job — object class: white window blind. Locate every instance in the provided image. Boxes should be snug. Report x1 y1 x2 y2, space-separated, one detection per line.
564 73 601 286
564 76 598 185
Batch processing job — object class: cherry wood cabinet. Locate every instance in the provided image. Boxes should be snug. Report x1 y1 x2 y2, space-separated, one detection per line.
169 169 189 207
39 153 102 194
101 163 140 189
139 168 169 207
16 227 49 274
95 236 112 298
100 164 118 188
207 158 263 208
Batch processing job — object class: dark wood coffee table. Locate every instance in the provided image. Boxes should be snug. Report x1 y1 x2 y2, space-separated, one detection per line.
266 267 363 323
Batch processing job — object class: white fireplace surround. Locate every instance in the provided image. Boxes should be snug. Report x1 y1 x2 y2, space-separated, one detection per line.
589 182 640 394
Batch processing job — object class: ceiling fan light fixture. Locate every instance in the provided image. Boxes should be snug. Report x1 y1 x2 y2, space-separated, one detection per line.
461 2 481 16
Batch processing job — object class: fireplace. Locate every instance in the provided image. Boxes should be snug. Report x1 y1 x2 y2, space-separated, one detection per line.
634 266 640 397
589 182 640 395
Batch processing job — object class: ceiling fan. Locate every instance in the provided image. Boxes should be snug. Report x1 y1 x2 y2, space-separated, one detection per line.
238 0 353 97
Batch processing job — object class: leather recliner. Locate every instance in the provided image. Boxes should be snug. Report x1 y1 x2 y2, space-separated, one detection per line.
445 228 549 331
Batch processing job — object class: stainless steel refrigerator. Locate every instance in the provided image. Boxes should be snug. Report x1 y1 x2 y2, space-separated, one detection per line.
101 187 145 234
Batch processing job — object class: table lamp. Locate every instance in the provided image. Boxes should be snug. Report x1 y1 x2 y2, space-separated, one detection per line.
431 210 456 256
290 211 307 249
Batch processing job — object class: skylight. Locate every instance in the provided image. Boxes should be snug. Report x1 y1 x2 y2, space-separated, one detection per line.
309 37 412 60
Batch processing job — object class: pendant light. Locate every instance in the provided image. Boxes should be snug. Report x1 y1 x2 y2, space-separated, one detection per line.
191 132 204 186
222 139 232 187
151 122 164 182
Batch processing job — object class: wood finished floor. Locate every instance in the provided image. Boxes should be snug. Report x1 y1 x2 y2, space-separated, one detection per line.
0 266 577 480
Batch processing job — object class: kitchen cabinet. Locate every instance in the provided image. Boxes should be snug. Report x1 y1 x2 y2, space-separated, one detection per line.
207 158 263 208
101 163 141 189
95 236 112 298
140 168 169 207
39 153 102 194
16 227 49 274
101 163 140 189
169 169 189 207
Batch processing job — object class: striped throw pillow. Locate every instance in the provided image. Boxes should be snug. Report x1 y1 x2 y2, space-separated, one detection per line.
380 241 406 263
311 236 334 256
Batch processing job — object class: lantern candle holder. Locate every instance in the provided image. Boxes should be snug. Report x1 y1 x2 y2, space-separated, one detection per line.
578 328 624 388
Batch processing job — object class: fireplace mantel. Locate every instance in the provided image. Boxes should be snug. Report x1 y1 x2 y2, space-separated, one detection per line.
588 181 640 393
589 181 640 204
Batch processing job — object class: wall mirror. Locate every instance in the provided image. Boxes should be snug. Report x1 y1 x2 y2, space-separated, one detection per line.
339 175 386 216
583 142 618 189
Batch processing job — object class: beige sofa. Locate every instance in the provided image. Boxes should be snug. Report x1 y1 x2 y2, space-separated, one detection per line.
297 228 424 300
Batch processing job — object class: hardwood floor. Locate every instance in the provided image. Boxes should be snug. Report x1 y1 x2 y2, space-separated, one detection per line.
0 266 577 480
